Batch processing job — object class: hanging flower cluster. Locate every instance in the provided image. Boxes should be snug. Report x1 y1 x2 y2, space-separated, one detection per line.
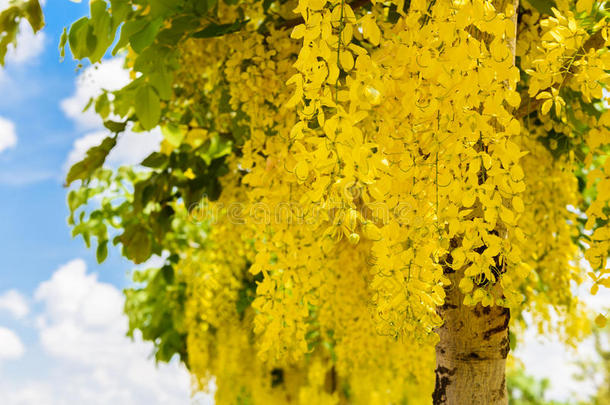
58 0 610 402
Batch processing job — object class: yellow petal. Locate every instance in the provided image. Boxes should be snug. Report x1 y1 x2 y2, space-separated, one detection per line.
595 314 607 328
536 91 553 100
339 50 354 71
512 196 524 213
541 99 553 115
295 160 309 181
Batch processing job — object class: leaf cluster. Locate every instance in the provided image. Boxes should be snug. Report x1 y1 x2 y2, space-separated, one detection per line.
124 256 188 363
0 0 43 65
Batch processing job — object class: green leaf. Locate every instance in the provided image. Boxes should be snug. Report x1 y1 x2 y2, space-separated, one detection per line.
141 152 168 168
190 0 216 15
135 85 161 130
104 120 127 133
82 96 95 113
152 205 174 238
59 27 68 59
262 0 273 12
149 0 181 17
161 264 174 283
96 239 109 263
112 19 147 55
0 7 20 65
120 224 152 264
66 137 117 186
208 0 219 12
191 19 249 38
111 77 143 117
68 17 91 59
133 172 171 212
109 0 130 30
133 46 163 74
24 0 44 32
149 67 173 100
95 93 110 119
201 135 232 165
85 23 98 56
156 16 200 44
161 123 183 147
524 0 556 15
508 330 517 351
88 0 115 62
130 17 163 53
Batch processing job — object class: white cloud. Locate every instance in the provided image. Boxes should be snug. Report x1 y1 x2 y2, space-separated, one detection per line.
516 321 599 402
0 258 209 405
0 116 17 154
108 128 163 166
64 127 162 170
64 132 105 170
4 21 46 65
60 57 162 170
515 269 610 402
0 327 25 360
0 0 46 64
0 290 29 319
60 58 131 130
34 259 123 330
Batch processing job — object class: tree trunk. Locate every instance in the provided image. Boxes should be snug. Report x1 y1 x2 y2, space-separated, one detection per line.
433 0 518 403
433 271 511 405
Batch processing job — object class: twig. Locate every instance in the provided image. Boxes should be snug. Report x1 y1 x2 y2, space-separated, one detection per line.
515 30 606 119
279 0 371 29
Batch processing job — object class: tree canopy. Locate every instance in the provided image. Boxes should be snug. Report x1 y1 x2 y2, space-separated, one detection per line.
1 0 609 403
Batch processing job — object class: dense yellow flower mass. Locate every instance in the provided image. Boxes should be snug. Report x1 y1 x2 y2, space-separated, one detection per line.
125 0 610 402
179 170 435 403
44 0 610 401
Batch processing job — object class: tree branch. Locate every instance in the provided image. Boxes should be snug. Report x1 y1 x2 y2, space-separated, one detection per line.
279 0 371 29
515 30 607 119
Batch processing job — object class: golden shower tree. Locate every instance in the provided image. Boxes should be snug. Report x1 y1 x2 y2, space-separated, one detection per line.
2 0 610 403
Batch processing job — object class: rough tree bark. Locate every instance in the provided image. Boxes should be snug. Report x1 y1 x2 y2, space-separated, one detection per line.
433 0 518 404
434 272 511 405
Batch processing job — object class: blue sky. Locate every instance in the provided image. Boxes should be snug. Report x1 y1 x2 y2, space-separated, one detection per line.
0 0 131 291
0 1 607 404
0 2 201 403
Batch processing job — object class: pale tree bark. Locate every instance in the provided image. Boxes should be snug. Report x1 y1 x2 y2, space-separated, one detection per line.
433 0 518 404
434 272 511 404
